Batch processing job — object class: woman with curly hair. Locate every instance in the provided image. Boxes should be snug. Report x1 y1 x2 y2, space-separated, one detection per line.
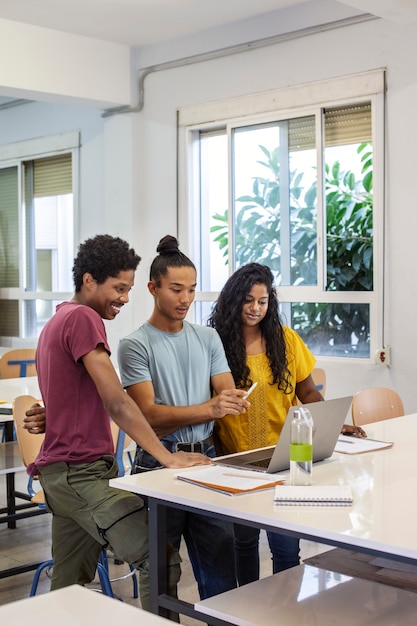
208 262 364 585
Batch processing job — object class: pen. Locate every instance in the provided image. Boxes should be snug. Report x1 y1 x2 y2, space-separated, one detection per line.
338 438 355 444
223 472 272 481
243 382 258 399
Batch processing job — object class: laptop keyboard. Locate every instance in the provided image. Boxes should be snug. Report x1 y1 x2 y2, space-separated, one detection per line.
246 457 271 469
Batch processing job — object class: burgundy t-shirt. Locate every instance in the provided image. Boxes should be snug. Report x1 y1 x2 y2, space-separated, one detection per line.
29 302 114 475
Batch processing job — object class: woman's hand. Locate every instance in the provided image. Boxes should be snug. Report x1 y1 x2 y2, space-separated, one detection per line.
341 424 367 438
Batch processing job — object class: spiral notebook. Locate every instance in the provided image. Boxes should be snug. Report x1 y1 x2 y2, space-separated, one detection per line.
274 485 353 506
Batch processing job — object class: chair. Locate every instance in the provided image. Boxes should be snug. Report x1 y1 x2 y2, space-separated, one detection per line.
297 367 326 405
29 557 115 598
311 367 326 397
12 395 137 599
12 394 45 505
0 348 37 379
110 419 134 477
352 387 404 426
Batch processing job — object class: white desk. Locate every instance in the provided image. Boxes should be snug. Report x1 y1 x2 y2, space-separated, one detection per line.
0 376 40 439
0 377 43 532
0 375 40 397
196 563 417 625
110 414 417 623
0 439 47 580
0 583 172 625
0 440 25 475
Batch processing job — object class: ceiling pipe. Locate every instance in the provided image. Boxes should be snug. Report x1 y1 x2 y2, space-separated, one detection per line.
0 98 34 111
101 12 378 118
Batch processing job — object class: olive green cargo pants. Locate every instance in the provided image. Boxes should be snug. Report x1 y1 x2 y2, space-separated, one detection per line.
38 456 181 613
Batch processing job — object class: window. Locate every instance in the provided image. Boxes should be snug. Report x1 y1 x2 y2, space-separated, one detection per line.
0 132 79 342
179 71 384 360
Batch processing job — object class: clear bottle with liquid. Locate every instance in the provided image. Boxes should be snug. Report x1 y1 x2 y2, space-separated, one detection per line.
290 407 313 486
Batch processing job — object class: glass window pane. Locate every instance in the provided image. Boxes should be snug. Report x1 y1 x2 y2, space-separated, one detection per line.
198 131 229 292
232 117 317 286
24 299 63 339
24 157 74 293
324 104 373 293
291 302 370 358
34 195 74 292
0 166 19 288
288 117 317 287
192 301 215 326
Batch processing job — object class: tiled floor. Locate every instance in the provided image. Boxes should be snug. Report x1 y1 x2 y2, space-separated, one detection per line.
0 469 328 625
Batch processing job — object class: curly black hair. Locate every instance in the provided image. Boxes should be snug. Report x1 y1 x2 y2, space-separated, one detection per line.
72 235 141 292
208 263 292 393
149 235 195 284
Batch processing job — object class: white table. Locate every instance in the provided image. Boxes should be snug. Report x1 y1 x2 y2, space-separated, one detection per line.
0 376 40 397
0 583 172 624
110 413 417 623
196 563 417 625
0 377 42 530
0 440 25 475
0 376 40 440
0 439 48 580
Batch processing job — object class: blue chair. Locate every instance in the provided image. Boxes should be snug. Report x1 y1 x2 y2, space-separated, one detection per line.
30 553 115 598
0 348 37 379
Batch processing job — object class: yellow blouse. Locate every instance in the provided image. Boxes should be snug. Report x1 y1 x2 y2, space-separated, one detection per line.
215 326 316 453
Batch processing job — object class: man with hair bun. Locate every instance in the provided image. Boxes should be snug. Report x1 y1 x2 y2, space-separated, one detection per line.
118 235 249 600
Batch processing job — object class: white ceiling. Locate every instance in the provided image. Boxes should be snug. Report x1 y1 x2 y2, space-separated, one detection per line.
0 0 415 107
0 0 415 48
0 0 308 47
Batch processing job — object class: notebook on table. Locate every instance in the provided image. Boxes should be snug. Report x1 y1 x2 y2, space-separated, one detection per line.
215 396 353 474
274 485 353 506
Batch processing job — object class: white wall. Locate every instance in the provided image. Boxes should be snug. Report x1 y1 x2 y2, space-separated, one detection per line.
130 14 417 412
0 19 132 107
1 3 417 412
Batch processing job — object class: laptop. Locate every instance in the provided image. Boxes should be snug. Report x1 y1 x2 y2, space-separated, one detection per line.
215 396 353 474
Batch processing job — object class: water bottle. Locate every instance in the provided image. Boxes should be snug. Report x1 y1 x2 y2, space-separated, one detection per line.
290 407 313 486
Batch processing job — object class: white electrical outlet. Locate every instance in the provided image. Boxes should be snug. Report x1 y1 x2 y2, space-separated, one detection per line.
375 345 391 367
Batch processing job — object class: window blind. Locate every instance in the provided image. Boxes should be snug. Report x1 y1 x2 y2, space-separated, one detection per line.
289 102 372 151
33 153 72 197
324 102 372 146
0 166 19 288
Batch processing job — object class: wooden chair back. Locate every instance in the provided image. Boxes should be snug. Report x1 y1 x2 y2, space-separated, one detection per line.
0 348 37 378
352 387 404 426
12 394 45 504
296 367 327 405
311 367 326 398
12 395 45 467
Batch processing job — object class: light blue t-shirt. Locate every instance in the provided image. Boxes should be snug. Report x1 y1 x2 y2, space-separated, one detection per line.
117 321 230 443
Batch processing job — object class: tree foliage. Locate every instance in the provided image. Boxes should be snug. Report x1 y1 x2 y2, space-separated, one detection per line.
210 142 373 357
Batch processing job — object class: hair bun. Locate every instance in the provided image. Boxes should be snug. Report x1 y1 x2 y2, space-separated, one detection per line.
156 235 180 255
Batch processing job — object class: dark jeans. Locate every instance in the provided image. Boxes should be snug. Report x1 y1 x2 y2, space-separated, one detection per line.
233 523 300 585
133 442 237 600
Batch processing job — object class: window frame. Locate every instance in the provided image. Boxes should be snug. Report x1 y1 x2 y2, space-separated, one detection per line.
0 131 79 342
178 70 385 362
